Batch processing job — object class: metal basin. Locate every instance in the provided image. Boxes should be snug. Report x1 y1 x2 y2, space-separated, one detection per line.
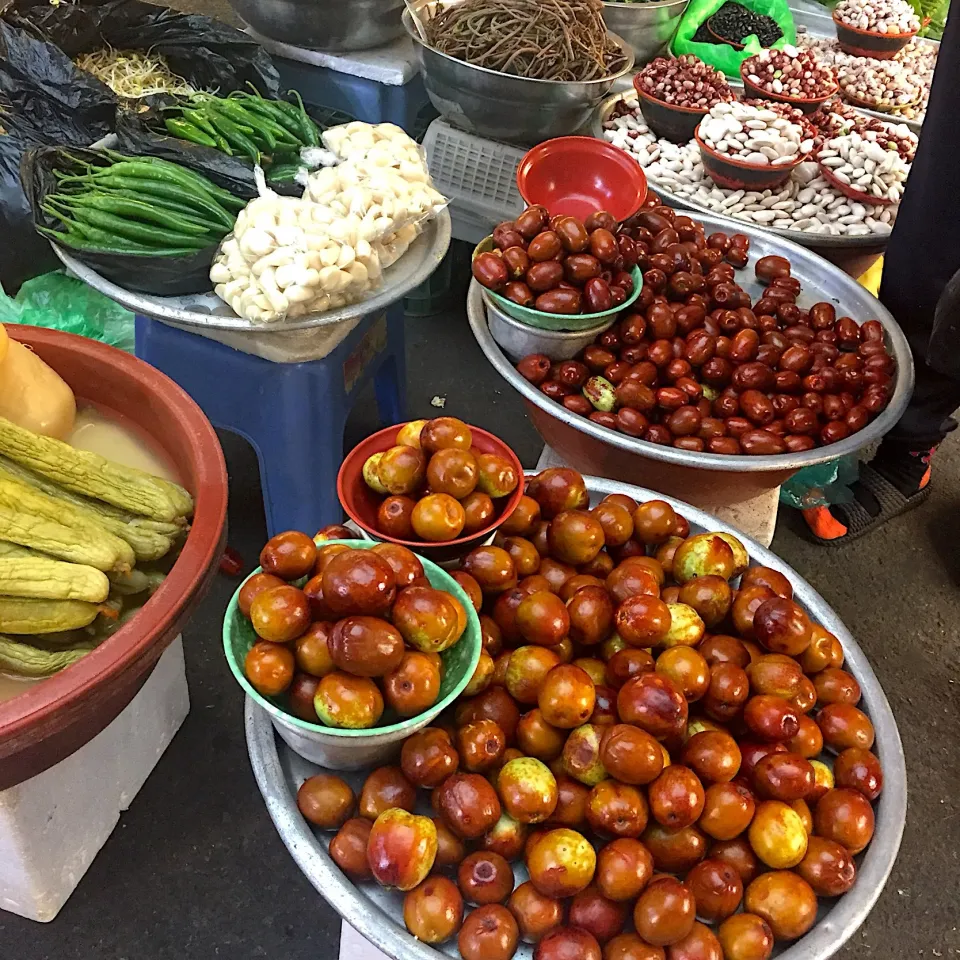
402 0 634 146
468 211 913 509
228 0 404 52
602 0 690 66
246 472 906 960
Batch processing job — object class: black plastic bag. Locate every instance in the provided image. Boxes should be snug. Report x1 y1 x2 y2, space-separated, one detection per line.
3 0 280 97
21 146 222 297
0 21 116 292
114 95 315 199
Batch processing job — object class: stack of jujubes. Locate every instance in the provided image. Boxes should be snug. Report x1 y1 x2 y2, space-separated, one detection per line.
295 467 881 960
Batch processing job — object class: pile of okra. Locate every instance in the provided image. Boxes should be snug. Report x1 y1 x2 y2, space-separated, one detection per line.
41 151 244 257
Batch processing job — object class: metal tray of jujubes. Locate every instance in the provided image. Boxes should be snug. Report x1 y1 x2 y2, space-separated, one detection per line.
245 474 906 960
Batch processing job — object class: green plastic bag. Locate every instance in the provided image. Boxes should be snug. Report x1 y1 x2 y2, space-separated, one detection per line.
779 455 859 510
670 0 797 77
0 272 135 353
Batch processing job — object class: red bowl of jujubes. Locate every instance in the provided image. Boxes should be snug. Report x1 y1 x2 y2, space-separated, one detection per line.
337 418 525 564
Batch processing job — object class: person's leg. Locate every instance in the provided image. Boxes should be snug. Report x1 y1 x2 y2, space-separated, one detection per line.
805 6 960 543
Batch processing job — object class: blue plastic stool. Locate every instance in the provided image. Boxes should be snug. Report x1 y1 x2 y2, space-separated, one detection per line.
275 57 432 132
135 306 406 536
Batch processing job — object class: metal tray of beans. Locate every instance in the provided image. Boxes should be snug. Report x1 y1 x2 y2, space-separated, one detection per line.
245 473 907 960
51 211 451 333
592 93 892 252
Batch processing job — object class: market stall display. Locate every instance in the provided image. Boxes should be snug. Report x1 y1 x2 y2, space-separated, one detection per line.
225 537 482 767
797 31 935 125
0 324 226 790
598 88 915 244
468 207 910 508
832 0 921 57
74 47 201 98
507 198 896 455
740 45 839 109
246 471 906 960
472 209 643 320
708 1 785 47
402 0 634 145
339 418 524 553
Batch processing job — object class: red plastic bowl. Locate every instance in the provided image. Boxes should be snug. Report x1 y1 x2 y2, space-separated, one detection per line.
517 136 648 223
695 126 803 192
0 326 227 790
833 11 919 59
740 66 839 115
819 162 895 206
338 423 525 564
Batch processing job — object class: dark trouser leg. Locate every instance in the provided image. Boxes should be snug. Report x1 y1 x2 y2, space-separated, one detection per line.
876 1 960 451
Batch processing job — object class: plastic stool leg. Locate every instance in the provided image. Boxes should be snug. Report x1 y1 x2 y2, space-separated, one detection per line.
373 303 407 425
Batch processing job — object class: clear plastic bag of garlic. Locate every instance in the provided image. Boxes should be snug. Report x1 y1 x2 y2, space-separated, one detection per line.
321 122 428 180
209 192 383 324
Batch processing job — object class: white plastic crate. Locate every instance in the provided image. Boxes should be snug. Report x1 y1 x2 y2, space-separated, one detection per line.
423 119 524 242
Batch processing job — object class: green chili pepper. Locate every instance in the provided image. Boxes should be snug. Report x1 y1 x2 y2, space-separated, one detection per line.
54 174 238 228
44 201 212 249
201 110 261 163
183 109 234 155
39 225 200 257
267 161 303 183
164 118 219 148
49 193 215 237
286 90 320 147
234 96 305 141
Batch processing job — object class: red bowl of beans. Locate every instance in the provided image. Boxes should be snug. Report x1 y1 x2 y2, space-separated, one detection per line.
740 68 839 115
695 126 804 192
833 11 919 59
633 55 734 144
634 86 708 144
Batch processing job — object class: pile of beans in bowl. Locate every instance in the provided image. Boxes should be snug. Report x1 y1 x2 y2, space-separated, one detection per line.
742 46 838 100
636 56 734 110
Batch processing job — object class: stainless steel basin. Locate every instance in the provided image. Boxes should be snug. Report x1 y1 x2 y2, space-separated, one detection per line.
602 0 691 66
229 0 405 52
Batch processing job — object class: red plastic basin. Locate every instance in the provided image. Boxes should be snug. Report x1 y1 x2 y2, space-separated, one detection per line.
517 136 648 223
0 326 228 790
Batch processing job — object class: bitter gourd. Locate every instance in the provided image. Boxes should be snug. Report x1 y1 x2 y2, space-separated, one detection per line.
0 475 134 572
0 635 91 676
0 556 109 602
0 597 99 633
0 457 179 562
0 416 194 522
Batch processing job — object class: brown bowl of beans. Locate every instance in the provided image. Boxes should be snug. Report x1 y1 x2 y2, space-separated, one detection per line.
740 47 839 115
633 55 733 144
695 108 805 192
833 10 920 60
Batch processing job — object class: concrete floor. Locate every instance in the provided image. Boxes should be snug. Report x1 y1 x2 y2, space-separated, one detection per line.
5 269 959 958
5 2 958 953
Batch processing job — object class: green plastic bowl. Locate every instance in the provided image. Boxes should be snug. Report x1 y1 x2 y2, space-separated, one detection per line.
473 236 644 332
223 539 481 770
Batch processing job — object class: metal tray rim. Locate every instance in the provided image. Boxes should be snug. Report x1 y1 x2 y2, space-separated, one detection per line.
246 472 907 960
51 210 452 333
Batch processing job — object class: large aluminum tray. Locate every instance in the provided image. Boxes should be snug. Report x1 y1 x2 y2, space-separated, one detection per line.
469 209 912 476
246 473 907 960
593 93 890 252
51 210 451 333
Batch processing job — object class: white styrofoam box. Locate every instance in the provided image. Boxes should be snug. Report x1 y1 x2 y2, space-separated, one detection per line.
340 919 393 960
534 447 780 547
245 30 419 85
0 637 190 922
